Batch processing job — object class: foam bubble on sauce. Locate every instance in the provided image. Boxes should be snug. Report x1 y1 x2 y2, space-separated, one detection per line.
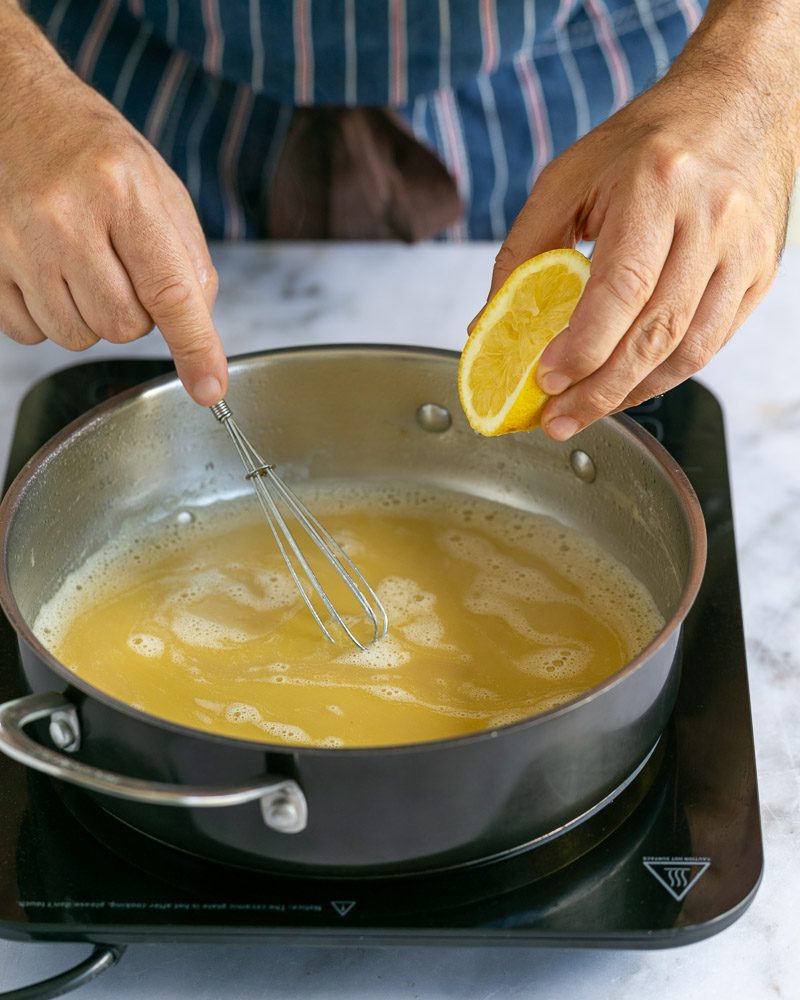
150 566 306 652
257 720 310 743
514 646 592 680
336 633 411 670
462 590 566 645
373 577 460 654
376 576 436 624
244 662 290 675
364 684 415 702
332 528 365 559
434 505 661 658
194 699 224 714
488 689 577 727
165 567 298 614
127 633 164 658
222 701 311 744
437 531 569 605
168 609 255 649
318 736 344 748
225 702 262 725
457 681 499 702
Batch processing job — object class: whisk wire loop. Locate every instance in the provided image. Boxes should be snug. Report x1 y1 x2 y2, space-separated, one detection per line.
210 400 388 650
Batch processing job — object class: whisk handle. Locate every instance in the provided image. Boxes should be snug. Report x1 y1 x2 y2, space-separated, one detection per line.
209 399 233 423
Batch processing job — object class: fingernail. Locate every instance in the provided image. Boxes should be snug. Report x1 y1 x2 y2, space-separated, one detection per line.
192 376 223 406
546 416 579 441
538 371 571 395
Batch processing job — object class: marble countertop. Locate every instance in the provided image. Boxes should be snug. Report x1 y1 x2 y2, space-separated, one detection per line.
0 242 798 1000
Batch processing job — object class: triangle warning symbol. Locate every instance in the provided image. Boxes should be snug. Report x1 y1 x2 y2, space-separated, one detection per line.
642 858 710 901
331 900 356 917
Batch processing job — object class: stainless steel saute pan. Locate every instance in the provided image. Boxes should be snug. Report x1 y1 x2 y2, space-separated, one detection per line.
0 346 706 875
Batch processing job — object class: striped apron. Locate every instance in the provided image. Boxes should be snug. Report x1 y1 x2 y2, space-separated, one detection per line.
24 0 707 239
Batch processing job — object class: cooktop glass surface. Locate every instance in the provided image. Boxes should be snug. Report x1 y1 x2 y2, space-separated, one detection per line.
0 359 761 949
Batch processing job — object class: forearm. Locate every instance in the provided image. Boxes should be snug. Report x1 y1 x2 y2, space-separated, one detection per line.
0 0 73 117
666 0 800 164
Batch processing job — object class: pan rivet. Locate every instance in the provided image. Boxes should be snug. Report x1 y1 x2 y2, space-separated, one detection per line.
416 403 452 433
49 713 81 753
264 797 301 831
570 449 596 483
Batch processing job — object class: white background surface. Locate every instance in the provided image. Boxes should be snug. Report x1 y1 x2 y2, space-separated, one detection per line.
0 242 798 999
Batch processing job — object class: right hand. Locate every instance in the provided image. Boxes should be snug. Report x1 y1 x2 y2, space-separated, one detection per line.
0 51 227 405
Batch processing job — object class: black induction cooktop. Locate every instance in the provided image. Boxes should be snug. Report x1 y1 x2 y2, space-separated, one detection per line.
0 360 762 994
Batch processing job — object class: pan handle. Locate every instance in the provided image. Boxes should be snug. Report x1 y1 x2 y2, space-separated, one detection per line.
0 692 307 834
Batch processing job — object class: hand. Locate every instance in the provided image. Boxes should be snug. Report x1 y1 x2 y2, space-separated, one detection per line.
485 38 798 441
0 17 226 405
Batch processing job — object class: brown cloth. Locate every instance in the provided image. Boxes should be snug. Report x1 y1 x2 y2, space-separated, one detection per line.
269 108 463 242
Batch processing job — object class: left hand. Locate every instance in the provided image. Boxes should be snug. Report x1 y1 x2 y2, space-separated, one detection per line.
484 59 797 441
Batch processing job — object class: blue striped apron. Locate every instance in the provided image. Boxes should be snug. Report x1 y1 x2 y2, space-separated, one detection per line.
23 0 708 239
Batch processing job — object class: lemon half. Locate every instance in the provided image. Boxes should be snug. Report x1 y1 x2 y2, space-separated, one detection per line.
458 248 590 436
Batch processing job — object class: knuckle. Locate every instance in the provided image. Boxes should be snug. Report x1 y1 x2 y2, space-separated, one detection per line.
201 263 219 298
102 315 153 344
557 341 607 382
139 276 194 316
669 336 715 375
172 334 216 364
577 380 626 419
589 383 624 415
0 320 41 346
35 187 77 233
100 299 153 343
631 309 684 365
595 258 656 313
493 243 518 277
643 136 696 189
623 387 656 410
49 312 97 351
494 241 516 268
59 331 97 352
94 155 134 195
710 184 749 227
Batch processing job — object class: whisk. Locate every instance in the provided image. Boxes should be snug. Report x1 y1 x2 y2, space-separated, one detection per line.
210 400 389 650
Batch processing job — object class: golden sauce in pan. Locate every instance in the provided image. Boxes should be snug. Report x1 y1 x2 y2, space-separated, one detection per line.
33 484 664 748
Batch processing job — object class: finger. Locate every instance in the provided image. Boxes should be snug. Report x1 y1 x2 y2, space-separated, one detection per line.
65 241 154 344
19 276 100 351
481 163 578 314
111 210 227 405
617 266 755 409
0 284 46 345
158 174 219 310
539 227 716 435
535 183 675 397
